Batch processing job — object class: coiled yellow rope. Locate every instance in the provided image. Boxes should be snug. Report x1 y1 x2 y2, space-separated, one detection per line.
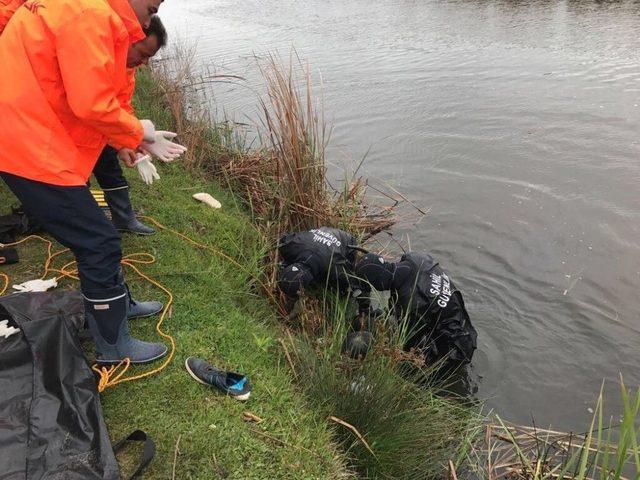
0 235 175 392
1 216 282 392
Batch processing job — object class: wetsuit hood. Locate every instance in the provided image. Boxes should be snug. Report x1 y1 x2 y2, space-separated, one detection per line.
278 263 314 297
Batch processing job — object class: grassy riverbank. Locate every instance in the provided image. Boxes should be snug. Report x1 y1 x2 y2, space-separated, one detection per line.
0 167 351 478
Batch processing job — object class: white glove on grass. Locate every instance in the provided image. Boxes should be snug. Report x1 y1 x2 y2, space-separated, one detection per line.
12 278 58 292
0 320 19 339
193 192 222 209
142 131 187 163
135 154 160 185
140 119 156 142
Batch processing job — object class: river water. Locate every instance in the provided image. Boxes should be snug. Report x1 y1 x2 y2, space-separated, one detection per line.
159 0 640 430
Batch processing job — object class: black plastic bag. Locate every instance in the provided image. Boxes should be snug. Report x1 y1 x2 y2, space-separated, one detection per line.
0 290 120 480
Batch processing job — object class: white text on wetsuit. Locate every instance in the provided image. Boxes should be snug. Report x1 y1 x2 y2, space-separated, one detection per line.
310 229 342 247
429 273 452 308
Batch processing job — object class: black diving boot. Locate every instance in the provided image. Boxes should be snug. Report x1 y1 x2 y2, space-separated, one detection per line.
125 283 164 319
104 187 155 235
83 283 167 364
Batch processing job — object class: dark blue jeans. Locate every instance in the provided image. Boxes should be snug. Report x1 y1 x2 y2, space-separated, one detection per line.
0 172 122 292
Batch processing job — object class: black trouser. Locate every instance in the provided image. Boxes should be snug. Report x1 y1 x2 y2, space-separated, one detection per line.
0 172 122 293
93 145 127 191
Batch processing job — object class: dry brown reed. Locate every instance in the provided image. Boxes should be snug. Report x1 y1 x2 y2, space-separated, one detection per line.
149 48 399 238
146 47 407 315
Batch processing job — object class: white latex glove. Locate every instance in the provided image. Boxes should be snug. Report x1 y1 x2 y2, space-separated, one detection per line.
135 154 160 185
12 278 58 292
141 131 187 163
193 192 222 209
140 119 156 142
0 320 19 339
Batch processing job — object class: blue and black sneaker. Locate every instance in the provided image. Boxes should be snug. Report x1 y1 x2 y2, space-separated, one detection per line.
185 357 252 401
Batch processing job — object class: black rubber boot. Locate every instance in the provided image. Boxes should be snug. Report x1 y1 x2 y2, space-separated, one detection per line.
104 187 155 236
125 283 164 319
83 283 167 364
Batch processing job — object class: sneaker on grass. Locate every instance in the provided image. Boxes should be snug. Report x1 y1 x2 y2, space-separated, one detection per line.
184 356 252 401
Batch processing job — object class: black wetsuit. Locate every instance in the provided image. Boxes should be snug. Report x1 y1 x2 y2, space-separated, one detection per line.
278 227 359 294
389 252 477 365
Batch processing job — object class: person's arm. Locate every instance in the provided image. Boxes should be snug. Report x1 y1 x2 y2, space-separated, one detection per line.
107 70 136 152
120 69 136 115
55 10 143 149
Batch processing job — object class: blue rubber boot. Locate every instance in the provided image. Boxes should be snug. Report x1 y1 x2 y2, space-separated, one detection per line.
84 284 167 364
126 283 163 319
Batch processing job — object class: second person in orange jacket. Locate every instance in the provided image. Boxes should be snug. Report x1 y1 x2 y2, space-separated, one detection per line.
0 0 180 364
93 15 171 237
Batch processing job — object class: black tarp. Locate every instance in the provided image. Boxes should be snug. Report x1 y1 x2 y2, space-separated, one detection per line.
0 290 121 480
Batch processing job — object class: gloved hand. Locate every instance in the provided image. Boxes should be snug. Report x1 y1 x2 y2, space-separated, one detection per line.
0 319 19 339
12 278 58 292
135 154 160 185
140 119 156 142
141 131 187 163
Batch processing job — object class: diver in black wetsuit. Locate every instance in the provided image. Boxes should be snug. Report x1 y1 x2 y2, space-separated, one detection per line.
355 251 477 367
277 226 378 358
277 227 363 300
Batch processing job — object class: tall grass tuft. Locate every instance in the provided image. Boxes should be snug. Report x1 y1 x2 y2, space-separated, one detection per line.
291 318 478 479
256 53 331 232
145 48 400 233
282 294 479 480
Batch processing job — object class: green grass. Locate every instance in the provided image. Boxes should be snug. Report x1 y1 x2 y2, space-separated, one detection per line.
0 167 350 479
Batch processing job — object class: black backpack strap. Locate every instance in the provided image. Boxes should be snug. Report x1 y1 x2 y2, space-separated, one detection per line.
112 430 156 479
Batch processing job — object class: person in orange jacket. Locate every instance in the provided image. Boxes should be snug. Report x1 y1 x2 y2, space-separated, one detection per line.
2 4 183 227
0 0 182 364
93 15 170 237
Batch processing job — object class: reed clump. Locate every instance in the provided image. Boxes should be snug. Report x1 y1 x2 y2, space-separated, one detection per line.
145 49 396 241
465 378 640 480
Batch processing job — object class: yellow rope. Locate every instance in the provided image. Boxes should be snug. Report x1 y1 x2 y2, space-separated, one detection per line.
0 233 176 391
92 359 131 392
1 216 281 392
0 235 57 295
140 216 283 312
0 273 7 297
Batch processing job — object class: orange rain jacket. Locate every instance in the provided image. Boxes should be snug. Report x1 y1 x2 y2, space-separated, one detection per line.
0 0 24 34
0 0 145 186
119 69 137 115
